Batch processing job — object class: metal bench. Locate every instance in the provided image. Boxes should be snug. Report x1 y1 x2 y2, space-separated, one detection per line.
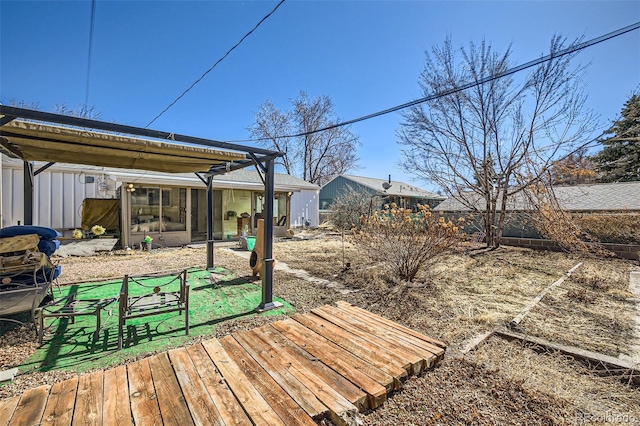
36 293 118 344
118 270 189 350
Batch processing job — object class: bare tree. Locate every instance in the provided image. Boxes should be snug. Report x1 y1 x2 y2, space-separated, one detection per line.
248 99 296 174
399 36 599 247
53 103 102 120
250 91 360 185
547 148 596 185
327 185 371 269
9 101 102 120
328 184 371 232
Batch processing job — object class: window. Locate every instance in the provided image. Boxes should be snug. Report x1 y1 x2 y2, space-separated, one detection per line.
130 187 186 232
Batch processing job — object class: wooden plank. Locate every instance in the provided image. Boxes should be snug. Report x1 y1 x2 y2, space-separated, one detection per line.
335 301 447 349
273 318 394 392
168 348 224 426
244 327 363 425
0 396 20 425
327 304 443 359
494 329 640 384
508 262 582 328
186 343 252 426
293 313 407 387
0 368 18 383
330 305 445 359
127 359 162 426
227 332 325 421
460 331 494 355
315 306 439 368
220 335 319 426
309 308 424 375
9 384 50 426
72 371 103 426
41 377 78 426
202 338 286 426
103 365 131 426
271 319 389 409
255 325 367 411
148 352 194 426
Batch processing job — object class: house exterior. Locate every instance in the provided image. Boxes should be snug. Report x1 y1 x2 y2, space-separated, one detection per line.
319 174 444 218
434 181 640 239
1 156 319 248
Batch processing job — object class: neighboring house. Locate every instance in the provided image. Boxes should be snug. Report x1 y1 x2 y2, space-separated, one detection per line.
1 156 319 248
434 181 640 238
319 174 445 214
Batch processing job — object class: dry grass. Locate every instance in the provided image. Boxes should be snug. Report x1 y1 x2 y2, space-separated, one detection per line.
275 238 617 354
468 338 640 423
1 234 638 424
520 260 636 357
274 234 640 423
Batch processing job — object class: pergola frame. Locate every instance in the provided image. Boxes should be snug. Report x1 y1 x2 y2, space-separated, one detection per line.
0 105 283 311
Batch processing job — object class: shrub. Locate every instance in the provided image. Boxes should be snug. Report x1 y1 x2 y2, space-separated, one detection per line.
328 185 372 232
352 203 463 282
575 213 640 245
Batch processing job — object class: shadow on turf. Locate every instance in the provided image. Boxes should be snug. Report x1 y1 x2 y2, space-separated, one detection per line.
27 309 257 373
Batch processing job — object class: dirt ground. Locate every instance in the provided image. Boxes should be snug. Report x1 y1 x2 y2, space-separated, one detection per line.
1 233 639 425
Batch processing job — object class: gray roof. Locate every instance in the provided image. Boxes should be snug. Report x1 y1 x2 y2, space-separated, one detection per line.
339 174 444 199
1 156 319 191
434 181 640 212
215 168 319 190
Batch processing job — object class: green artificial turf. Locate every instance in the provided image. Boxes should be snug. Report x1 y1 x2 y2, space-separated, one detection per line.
21 267 293 374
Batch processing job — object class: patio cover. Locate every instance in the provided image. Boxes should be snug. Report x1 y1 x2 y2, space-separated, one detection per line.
0 105 283 312
0 120 246 174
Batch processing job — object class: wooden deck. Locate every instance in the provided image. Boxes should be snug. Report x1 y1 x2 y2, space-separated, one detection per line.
0 301 446 426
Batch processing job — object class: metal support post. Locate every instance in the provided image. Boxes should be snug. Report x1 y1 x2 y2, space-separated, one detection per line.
23 161 34 225
256 158 282 312
206 176 215 270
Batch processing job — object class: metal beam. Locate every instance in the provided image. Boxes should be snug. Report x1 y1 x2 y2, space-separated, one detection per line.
0 116 16 126
248 152 267 173
206 159 256 176
0 105 281 156
248 154 267 186
256 157 282 312
23 161 34 225
194 172 207 186
34 162 55 176
206 152 283 177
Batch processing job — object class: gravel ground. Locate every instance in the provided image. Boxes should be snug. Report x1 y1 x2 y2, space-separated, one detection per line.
1 234 638 425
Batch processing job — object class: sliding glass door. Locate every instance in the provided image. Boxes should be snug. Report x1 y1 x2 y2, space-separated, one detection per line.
191 188 223 241
131 187 186 233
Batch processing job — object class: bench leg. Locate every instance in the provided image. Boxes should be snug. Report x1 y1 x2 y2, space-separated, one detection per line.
37 309 44 345
118 315 124 350
94 310 101 341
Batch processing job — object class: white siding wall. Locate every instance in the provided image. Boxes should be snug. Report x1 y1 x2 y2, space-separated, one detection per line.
290 189 319 227
1 164 117 229
1 160 319 235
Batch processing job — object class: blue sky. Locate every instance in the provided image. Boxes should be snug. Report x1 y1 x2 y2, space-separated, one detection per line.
1 1 639 190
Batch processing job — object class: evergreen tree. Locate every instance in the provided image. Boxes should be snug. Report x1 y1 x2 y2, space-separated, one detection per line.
593 94 640 182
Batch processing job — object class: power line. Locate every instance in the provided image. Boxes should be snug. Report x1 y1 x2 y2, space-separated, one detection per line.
146 0 286 128
232 21 640 143
84 0 97 107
